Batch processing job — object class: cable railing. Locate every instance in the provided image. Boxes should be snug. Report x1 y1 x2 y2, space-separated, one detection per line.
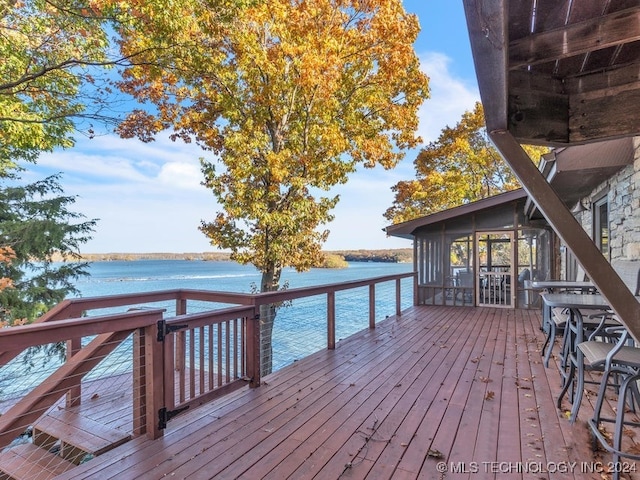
0 271 416 479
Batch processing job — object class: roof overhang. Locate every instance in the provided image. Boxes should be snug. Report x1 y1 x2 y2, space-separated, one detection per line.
463 0 640 146
534 136 636 214
384 189 528 239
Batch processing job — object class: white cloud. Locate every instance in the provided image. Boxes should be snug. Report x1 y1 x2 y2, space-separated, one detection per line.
417 52 480 144
157 162 206 191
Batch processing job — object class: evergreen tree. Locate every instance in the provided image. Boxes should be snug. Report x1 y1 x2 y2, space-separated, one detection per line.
0 172 96 326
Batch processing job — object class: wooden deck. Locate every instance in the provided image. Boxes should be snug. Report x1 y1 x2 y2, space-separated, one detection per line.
55 305 638 479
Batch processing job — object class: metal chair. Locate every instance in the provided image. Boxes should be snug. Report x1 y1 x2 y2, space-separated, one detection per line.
558 312 622 422
586 327 640 480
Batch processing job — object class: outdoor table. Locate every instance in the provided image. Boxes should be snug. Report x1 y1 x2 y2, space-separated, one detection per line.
540 293 615 420
532 280 595 333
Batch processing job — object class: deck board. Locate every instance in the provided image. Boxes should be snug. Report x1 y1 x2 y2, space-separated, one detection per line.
56 305 638 479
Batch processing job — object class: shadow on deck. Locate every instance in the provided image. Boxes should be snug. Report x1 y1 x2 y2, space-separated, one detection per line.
56 305 637 479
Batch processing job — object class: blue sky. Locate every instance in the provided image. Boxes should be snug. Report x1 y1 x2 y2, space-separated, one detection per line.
29 1 480 254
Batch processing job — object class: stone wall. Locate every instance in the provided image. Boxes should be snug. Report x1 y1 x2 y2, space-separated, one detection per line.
573 137 640 265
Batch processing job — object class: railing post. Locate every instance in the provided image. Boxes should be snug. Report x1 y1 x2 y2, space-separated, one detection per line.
327 291 336 350
176 297 187 316
369 284 375 329
132 328 146 437
414 273 419 306
396 278 402 316
144 322 164 440
66 337 82 408
175 297 187 401
246 312 261 388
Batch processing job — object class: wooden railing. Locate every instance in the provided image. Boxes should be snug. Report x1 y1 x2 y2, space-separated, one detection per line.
0 271 416 454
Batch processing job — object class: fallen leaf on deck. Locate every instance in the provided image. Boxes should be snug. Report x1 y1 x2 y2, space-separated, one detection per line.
427 449 443 458
485 391 495 400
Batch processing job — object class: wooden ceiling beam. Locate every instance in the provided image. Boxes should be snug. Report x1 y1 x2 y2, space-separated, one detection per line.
564 63 640 95
570 86 640 142
509 6 640 69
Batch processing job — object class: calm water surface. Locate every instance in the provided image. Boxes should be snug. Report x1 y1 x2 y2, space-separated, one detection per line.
74 260 414 367
73 259 412 297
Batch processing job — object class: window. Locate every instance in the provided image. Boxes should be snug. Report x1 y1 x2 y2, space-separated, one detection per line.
593 196 609 259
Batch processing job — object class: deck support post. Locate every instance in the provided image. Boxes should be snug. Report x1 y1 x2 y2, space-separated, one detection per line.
66 337 82 408
246 312 261 388
133 328 146 437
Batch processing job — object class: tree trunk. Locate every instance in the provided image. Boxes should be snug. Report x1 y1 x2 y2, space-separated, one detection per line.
259 266 281 376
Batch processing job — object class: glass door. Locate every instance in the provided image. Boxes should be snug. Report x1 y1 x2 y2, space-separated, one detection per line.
476 232 515 307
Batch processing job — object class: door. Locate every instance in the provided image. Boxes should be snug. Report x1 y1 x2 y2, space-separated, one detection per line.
476 232 515 307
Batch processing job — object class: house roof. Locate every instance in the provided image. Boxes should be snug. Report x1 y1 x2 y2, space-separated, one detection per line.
384 189 528 239
463 0 640 147
385 135 635 240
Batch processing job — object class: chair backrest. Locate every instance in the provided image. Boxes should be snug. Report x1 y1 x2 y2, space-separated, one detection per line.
612 260 640 296
457 271 474 288
575 264 588 282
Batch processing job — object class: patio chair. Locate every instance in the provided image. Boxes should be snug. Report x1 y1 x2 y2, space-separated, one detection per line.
543 307 613 369
455 271 474 303
557 311 623 422
586 326 640 480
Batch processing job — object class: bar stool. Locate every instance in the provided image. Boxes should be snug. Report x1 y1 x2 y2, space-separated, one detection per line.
557 311 621 421
587 327 640 480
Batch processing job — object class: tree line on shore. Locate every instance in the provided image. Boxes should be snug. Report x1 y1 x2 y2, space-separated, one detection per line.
62 249 413 265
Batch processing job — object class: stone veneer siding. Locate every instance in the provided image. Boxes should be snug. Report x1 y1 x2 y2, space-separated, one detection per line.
572 137 640 265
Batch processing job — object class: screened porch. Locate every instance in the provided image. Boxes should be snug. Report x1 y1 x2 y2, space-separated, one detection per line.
386 189 556 309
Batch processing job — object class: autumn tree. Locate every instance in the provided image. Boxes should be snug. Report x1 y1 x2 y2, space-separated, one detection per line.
0 0 128 324
116 0 429 374
385 102 547 224
0 0 122 169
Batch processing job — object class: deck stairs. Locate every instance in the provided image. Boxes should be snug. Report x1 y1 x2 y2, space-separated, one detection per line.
0 408 131 480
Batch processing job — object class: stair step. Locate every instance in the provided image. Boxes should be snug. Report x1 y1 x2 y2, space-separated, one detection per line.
33 408 131 464
0 443 75 480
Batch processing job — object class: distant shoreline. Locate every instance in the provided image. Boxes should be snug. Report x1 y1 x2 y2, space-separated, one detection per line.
69 249 413 264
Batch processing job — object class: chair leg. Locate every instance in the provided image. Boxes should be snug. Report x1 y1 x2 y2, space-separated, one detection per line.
542 321 555 368
611 374 636 480
570 351 586 423
590 369 640 480
557 359 576 409
592 367 613 425
559 322 572 370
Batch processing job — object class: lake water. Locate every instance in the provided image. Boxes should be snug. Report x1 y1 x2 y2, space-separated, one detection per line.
72 259 413 298
0 260 414 401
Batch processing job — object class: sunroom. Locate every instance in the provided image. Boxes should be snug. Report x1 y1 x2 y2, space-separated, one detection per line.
386 189 555 309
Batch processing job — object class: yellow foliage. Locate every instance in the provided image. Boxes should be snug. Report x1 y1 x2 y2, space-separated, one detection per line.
385 102 549 224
